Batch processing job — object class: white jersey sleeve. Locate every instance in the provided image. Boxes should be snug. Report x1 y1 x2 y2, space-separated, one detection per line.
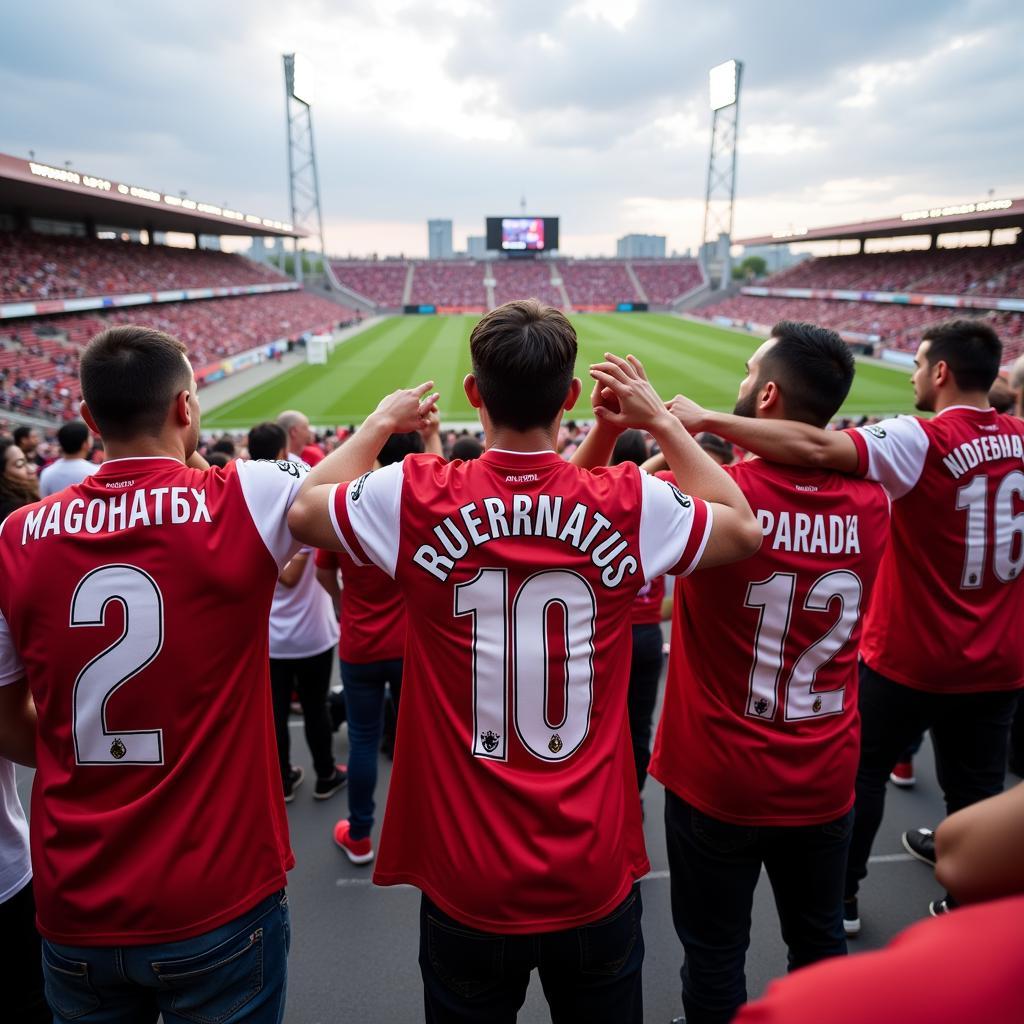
851 417 929 500
0 609 24 688
329 461 404 578
640 472 713 581
235 458 310 570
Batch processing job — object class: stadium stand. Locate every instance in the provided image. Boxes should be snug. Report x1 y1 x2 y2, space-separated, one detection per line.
0 231 287 302
764 245 1024 297
491 260 563 308
329 261 409 307
0 290 353 419
408 260 486 308
631 260 704 305
559 260 639 308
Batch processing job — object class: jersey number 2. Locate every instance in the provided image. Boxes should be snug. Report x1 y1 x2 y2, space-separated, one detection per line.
70 564 164 765
743 570 862 722
455 568 596 762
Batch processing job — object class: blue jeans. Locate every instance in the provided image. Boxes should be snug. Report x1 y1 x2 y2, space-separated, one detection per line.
41 890 290 1024
665 791 850 1024
340 657 403 840
419 887 644 1024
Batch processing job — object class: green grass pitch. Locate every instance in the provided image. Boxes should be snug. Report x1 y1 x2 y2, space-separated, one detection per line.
201 314 915 430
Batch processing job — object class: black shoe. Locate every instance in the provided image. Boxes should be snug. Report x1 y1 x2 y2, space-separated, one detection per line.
929 897 953 917
314 765 348 800
902 827 937 867
843 897 861 937
283 765 304 803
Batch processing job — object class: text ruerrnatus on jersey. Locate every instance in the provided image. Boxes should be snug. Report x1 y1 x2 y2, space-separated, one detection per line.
412 493 639 587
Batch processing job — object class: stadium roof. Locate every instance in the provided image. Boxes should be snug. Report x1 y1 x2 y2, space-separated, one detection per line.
0 152 302 238
737 195 1024 247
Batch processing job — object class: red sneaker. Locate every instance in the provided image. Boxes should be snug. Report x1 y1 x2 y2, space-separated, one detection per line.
890 760 916 787
333 820 374 864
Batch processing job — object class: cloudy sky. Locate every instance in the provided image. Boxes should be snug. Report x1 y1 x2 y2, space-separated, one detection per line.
3 0 1022 257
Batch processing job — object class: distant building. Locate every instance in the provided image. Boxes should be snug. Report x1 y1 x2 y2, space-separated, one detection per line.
428 219 454 260
739 243 806 274
617 233 667 259
466 235 488 258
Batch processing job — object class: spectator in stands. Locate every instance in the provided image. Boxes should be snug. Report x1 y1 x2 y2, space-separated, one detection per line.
38 420 97 497
13 426 43 469
209 436 237 459
450 435 484 461
696 432 734 466
0 436 39 523
248 421 345 804
278 410 316 464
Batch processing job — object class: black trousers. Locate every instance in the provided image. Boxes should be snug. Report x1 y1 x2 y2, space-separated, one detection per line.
419 888 644 1024
627 623 665 791
0 880 50 1023
269 647 336 786
845 662 1018 899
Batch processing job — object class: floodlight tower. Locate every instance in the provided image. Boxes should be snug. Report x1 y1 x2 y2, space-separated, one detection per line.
283 53 326 283
701 59 743 290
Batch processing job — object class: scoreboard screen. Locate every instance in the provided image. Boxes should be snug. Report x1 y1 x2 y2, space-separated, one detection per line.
486 216 560 253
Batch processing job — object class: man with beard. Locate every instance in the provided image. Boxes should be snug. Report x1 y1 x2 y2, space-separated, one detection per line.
613 322 891 1024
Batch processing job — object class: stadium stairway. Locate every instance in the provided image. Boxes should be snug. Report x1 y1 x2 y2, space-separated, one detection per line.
551 263 573 312
625 262 649 304
402 264 415 306
484 267 497 311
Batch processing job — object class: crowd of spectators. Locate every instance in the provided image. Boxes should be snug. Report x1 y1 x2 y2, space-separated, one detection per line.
408 261 487 307
0 231 288 302
558 259 638 306
631 260 704 305
765 244 1024 297
0 290 353 419
491 261 563 308
330 261 409 306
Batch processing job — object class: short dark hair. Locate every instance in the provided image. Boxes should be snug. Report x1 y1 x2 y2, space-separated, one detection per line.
57 419 90 455
611 429 648 467
210 436 236 457
205 451 232 469
378 431 424 467
247 422 288 461
13 425 34 447
80 326 191 441
450 436 484 461
761 321 856 427
469 300 577 431
921 319 1002 393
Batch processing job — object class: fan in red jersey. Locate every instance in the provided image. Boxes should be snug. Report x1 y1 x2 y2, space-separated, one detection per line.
288 300 762 1024
0 324 431 1024
668 318 1024 933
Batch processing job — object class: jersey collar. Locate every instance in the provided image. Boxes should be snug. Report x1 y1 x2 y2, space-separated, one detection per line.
480 448 565 467
935 404 995 417
95 456 184 477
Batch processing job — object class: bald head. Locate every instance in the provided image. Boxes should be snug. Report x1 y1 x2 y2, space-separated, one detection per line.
277 410 311 453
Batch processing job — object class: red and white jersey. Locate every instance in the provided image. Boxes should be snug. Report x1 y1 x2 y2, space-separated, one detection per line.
631 574 665 625
735 895 1024 1024
314 547 406 663
650 460 890 825
0 456 305 945
846 406 1024 692
329 448 711 933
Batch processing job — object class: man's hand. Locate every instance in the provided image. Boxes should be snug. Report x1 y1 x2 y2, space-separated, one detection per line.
371 382 440 435
666 394 710 435
418 405 443 456
589 378 623 432
589 353 672 433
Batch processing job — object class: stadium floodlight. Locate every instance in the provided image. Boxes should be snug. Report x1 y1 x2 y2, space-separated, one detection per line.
701 59 743 290
709 60 739 111
283 53 326 281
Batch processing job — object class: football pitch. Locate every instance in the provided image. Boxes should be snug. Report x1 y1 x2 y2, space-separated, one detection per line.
201 314 915 429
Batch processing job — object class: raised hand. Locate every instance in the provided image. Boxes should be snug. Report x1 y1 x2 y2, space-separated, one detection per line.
372 381 440 434
588 353 670 432
666 394 709 434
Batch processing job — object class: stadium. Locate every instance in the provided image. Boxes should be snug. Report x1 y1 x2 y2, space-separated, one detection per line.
2 8 1023 1024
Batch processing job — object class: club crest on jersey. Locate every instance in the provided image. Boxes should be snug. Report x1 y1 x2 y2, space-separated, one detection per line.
350 472 370 502
110 738 127 760
812 697 823 713
865 425 887 439
480 730 500 753
548 733 563 754
268 459 302 478
668 484 692 509
753 697 769 716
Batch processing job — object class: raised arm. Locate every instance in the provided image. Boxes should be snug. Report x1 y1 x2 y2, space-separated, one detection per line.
666 395 860 473
590 354 761 568
287 382 438 550
570 381 623 470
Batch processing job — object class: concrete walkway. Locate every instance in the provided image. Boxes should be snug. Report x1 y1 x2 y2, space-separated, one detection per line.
199 316 386 414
